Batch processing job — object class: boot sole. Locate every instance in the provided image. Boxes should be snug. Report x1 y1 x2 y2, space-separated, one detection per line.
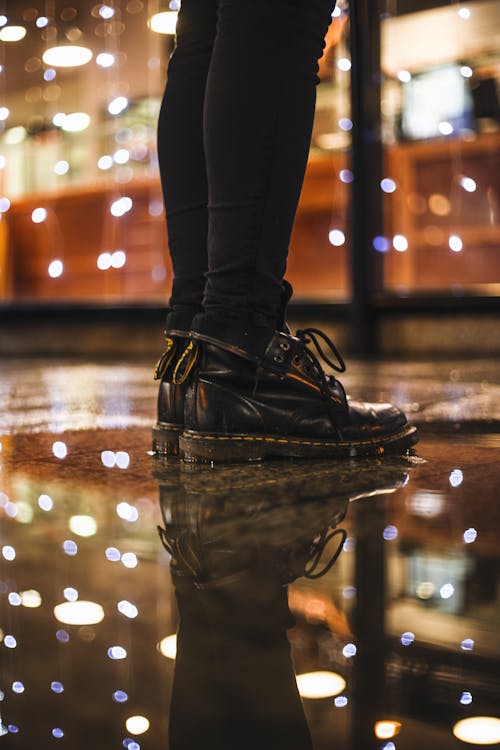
152 424 182 457
179 424 419 463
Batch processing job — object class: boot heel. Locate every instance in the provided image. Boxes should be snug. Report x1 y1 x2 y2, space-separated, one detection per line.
152 425 182 456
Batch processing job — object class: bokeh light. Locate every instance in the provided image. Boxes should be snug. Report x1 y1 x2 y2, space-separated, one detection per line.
54 601 104 625
296 671 346 699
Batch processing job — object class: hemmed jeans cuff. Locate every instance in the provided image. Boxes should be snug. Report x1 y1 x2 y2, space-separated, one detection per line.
165 306 203 335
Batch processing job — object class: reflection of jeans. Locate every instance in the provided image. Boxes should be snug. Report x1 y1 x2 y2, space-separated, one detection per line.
169 572 314 750
158 0 335 339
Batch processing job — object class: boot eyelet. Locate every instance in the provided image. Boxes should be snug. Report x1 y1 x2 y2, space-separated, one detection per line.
273 353 285 364
279 341 291 352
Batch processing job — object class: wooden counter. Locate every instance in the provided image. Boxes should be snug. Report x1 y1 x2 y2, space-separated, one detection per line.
2 132 500 303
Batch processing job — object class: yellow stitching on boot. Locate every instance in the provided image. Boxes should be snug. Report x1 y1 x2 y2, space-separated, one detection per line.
182 425 415 449
173 341 199 384
154 338 176 380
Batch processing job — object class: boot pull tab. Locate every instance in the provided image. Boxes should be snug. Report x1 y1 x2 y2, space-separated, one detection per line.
173 340 199 384
154 337 176 380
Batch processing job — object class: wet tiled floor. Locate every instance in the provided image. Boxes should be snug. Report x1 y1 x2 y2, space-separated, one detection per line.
1 357 500 749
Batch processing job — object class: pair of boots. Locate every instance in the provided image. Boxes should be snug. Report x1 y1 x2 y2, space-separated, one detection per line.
152 313 418 463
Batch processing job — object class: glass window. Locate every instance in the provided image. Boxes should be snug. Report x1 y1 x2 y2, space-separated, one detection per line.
380 0 500 295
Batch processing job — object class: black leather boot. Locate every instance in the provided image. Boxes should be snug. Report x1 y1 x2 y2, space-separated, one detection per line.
152 331 194 455
179 328 418 462
152 282 295 456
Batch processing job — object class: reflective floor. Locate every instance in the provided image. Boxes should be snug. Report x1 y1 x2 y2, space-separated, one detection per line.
1 358 500 749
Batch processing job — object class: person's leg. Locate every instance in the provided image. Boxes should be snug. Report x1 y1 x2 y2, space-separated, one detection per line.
156 0 418 461
154 0 301 454
154 0 217 455
192 0 336 355
157 0 217 333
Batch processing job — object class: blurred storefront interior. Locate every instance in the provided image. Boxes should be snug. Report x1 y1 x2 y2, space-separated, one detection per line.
0 0 499 356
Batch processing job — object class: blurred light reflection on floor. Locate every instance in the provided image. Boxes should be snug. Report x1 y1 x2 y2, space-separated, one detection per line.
1 358 500 749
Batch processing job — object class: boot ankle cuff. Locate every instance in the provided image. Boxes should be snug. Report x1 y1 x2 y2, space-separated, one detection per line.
190 327 303 377
190 313 275 359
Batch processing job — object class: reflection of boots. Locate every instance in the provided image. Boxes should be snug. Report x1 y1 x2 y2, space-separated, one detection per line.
155 458 356 587
156 459 348 750
154 455 412 588
179 328 418 462
155 457 412 750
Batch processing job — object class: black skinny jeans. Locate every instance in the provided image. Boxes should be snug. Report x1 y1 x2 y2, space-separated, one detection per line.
158 0 335 355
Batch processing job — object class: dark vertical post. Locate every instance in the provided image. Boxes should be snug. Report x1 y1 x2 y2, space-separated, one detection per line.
351 497 386 750
349 0 384 356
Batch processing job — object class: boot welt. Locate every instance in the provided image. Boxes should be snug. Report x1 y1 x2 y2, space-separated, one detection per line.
179 424 418 463
152 423 183 457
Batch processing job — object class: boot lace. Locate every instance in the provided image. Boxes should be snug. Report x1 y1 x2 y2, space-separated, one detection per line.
304 527 347 579
294 327 347 412
153 337 176 381
159 520 347 584
173 340 199 384
157 525 201 579
296 327 346 375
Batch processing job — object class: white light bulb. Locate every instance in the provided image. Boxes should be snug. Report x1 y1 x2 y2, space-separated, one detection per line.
149 11 178 34
125 716 150 736
43 45 92 68
61 113 90 132
158 634 177 659
113 148 130 165
329 229 345 246
108 96 128 115
48 260 64 278
337 57 351 72
69 515 97 537
52 441 68 458
438 121 453 136
393 234 408 252
397 70 411 83
381 178 397 193
110 197 133 217
53 112 66 127
96 52 115 68
54 600 104 625
453 717 500 744
54 160 69 175
32 207 48 223
98 155 113 170
449 235 463 253
460 176 476 192
121 552 138 568
0 26 27 42
296 671 346 699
